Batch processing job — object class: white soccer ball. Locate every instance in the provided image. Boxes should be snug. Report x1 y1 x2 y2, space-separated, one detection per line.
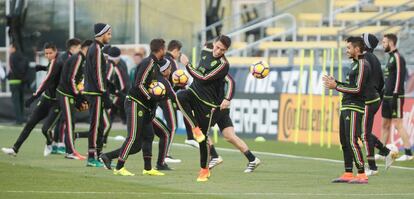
386 144 399 153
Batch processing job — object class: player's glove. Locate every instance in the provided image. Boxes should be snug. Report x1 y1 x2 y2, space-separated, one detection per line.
35 65 48 72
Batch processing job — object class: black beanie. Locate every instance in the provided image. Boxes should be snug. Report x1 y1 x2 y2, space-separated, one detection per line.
94 23 111 37
102 45 111 55
108 46 121 60
362 33 379 51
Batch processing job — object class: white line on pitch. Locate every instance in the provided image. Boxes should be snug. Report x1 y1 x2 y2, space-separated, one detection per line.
4 190 414 196
173 143 414 171
1 125 413 171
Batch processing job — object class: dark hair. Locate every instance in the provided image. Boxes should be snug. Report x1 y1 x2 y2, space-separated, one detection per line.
81 39 93 48
44 42 57 51
384 33 398 45
66 38 81 50
150 38 166 53
167 40 182 51
215 35 231 49
345 36 364 52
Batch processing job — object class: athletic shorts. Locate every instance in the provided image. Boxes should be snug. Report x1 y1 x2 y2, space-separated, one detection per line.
382 97 404 119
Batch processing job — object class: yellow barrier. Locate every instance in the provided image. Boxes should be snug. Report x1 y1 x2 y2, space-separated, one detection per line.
294 49 305 144
278 94 341 145
307 50 314 146
327 48 335 148
192 47 197 67
320 49 327 147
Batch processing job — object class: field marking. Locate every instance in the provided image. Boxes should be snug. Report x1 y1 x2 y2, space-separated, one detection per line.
3 190 414 196
0 124 413 171
174 143 414 171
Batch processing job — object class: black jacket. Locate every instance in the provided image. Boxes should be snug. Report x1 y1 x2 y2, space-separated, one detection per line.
363 52 384 103
106 60 128 94
57 53 85 97
186 45 235 107
8 51 28 81
84 40 106 95
165 52 178 83
383 49 406 97
128 54 161 111
336 55 370 112
57 51 72 66
34 57 61 99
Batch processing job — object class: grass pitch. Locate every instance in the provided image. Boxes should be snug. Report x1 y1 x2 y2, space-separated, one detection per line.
0 124 413 199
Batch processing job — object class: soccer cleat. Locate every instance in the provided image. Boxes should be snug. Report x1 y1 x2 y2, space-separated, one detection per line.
57 146 66 155
143 169 165 176
395 154 413 162
208 156 223 169
385 151 399 170
1 147 17 157
348 173 368 184
184 139 199 148
43 145 52 156
374 154 385 161
196 168 210 182
156 163 173 170
165 156 181 163
331 172 354 183
87 158 104 167
192 127 205 143
113 167 135 176
51 145 58 154
99 154 112 170
244 158 261 173
65 153 86 160
365 169 379 176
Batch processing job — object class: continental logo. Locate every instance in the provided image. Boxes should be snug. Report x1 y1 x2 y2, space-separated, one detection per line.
278 94 341 145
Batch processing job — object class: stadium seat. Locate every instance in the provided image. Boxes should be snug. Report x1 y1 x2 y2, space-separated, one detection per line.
297 27 342 36
335 12 386 22
270 57 314 66
387 11 414 21
258 41 344 50
226 57 265 65
298 13 323 22
232 41 247 50
374 0 412 8
266 27 286 36
347 26 402 35
226 56 314 66
333 0 359 8
297 13 323 26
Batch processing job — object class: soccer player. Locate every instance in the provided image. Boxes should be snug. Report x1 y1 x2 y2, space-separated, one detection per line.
103 46 129 145
177 35 260 182
361 33 398 175
83 23 112 167
100 39 168 176
323 36 369 184
380 33 412 161
161 40 196 163
2 43 60 157
56 39 93 160
52 38 82 155
8 43 29 125
8 43 28 125
100 58 175 172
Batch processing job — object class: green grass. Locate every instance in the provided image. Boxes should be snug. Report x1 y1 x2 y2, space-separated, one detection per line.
0 124 413 199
